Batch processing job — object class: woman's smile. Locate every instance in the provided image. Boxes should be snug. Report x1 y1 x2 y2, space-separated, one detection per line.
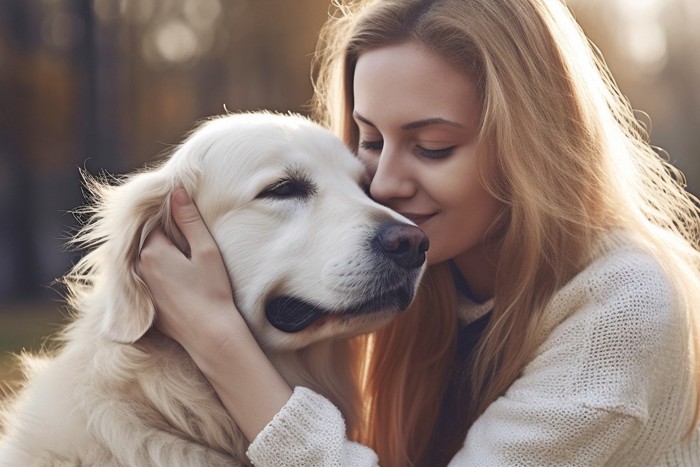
398 211 437 226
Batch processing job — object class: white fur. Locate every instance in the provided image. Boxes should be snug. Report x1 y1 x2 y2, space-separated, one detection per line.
0 112 424 466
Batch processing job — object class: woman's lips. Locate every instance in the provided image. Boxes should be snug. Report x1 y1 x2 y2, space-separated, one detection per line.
399 212 436 225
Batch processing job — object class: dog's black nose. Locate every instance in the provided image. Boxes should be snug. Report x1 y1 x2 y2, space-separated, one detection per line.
373 223 429 269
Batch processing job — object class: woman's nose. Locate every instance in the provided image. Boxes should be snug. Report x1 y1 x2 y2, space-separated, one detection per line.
369 149 415 203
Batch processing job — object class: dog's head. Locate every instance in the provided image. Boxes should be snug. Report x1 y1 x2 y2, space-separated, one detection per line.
83 112 427 350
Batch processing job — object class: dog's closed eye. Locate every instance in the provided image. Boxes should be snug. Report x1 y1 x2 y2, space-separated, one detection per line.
258 175 317 200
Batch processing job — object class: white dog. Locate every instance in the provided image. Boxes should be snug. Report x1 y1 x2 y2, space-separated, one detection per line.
0 112 428 466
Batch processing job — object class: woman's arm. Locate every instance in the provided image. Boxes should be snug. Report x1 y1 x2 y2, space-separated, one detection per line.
137 189 292 442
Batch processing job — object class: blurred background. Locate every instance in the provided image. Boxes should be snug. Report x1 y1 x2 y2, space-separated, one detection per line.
0 0 699 386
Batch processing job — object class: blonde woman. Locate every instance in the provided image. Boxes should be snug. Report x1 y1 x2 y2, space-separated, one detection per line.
138 0 700 464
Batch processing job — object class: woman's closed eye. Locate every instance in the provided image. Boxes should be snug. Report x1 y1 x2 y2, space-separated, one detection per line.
416 145 456 159
359 139 383 152
359 138 456 160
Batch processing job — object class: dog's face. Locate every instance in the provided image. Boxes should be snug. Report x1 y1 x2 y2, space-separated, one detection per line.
94 113 427 350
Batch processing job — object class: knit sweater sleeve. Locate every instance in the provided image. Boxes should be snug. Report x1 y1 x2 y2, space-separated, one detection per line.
246 386 379 466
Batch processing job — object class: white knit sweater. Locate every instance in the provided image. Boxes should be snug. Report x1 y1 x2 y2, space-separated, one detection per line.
247 233 700 466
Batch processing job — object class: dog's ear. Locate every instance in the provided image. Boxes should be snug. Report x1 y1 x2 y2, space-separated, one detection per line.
86 168 192 344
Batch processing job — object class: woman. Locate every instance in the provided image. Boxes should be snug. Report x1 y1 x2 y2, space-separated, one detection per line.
138 0 700 464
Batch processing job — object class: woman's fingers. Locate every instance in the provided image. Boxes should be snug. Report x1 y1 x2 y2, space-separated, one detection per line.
171 189 218 259
137 228 185 287
141 227 174 256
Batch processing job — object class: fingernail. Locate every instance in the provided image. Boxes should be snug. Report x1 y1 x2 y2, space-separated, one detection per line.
174 189 189 205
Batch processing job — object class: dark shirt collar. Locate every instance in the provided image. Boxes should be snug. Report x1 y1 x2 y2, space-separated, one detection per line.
449 260 494 325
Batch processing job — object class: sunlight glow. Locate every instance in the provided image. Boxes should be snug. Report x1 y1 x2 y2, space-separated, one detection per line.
148 20 198 63
613 0 669 75
124 0 226 66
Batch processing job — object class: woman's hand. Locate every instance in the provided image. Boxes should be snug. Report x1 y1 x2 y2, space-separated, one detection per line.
136 189 292 441
137 189 242 349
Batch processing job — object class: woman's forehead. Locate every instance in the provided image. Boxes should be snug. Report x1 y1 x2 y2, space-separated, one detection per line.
352 42 481 131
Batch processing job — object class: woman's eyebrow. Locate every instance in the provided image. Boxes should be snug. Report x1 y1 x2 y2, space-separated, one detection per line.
402 117 465 130
352 111 464 130
352 111 376 127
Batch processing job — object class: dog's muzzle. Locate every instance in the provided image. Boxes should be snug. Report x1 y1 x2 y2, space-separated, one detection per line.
265 222 428 333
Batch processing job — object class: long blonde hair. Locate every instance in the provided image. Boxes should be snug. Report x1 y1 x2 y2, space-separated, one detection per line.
312 0 700 465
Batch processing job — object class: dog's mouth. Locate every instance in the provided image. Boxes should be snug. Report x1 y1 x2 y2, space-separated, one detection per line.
265 286 415 333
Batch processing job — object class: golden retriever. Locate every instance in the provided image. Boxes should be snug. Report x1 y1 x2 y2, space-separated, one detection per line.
0 112 428 466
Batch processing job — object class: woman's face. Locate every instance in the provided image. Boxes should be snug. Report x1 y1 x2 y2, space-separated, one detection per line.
353 42 502 285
